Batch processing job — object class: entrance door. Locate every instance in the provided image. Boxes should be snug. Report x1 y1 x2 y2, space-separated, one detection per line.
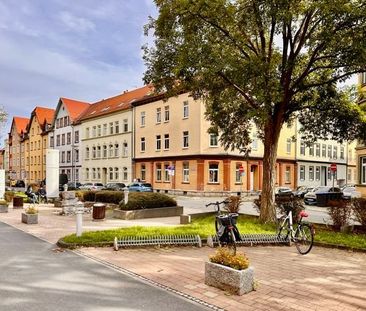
321 166 327 186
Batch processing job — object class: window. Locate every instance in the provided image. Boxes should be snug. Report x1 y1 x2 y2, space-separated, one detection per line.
75 169 79 181
309 166 314 181
123 142 128 157
316 166 320 181
85 147 90 159
183 101 189 118
61 134 65 145
115 121 119 134
235 163 242 183
103 145 107 158
75 131 79 143
61 151 65 163
316 143 320 157
183 162 189 182
92 126 96 137
103 124 107 136
56 119 60 129
114 143 119 157
252 133 258 150
109 167 113 180
60 118 63 128
209 163 219 183
286 139 291 154
183 131 189 148
156 135 161 150
75 149 79 162
309 144 314 156
285 166 291 183
140 112 146 127
114 167 119 180
340 146 345 159
50 136 54 148
164 106 169 122
300 140 305 155
156 163 162 181
348 168 352 181
300 165 305 181
156 108 161 123
361 157 366 184
123 167 128 181
92 146 96 159
86 127 90 139
333 146 337 159
164 134 169 150
67 132 71 144
109 122 114 135
210 134 218 147
64 116 69 127
141 164 146 181
141 137 146 152
164 164 170 182
97 145 101 158
322 144 326 157
328 145 332 158
109 144 113 157
85 168 89 180
67 151 71 163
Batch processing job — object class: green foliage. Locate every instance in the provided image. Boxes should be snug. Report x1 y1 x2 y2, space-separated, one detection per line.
224 196 241 213
119 192 177 210
327 200 352 231
83 191 96 202
0 199 8 206
351 198 366 226
96 191 124 205
4 191 14 202
25 206 38 214
210 247 250 270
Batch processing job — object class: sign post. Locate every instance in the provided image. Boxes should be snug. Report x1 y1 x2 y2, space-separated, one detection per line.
330 163 337 189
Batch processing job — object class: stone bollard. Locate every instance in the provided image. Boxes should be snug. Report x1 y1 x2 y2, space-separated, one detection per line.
180 214 191 224
75 202 84 237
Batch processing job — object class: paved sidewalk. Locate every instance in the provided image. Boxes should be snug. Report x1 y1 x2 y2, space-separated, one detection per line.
1 204 366 311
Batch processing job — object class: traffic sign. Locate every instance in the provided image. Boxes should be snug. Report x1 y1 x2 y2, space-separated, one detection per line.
239 165 244 173
330 163 337 172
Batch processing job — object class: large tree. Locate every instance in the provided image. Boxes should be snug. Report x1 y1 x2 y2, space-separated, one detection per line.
143 0 366 222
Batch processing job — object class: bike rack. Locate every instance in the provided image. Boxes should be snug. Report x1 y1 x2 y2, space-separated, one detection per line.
208 233 290 247
114 235 202 250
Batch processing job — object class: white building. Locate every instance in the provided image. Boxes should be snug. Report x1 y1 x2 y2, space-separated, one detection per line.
49 98 90 183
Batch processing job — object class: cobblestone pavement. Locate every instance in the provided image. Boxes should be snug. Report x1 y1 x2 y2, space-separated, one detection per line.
1 204 366 311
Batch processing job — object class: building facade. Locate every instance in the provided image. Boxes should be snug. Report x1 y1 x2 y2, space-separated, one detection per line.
49 98 89 182
133 93 297 194
8 117 29 181
80 86 153 184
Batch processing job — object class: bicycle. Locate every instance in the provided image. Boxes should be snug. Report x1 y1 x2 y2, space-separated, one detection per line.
277 208 315 255
206 200 241 255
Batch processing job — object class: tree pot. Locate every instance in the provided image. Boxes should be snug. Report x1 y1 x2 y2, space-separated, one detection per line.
13 196 24 209
21 213 38 224
92 203 106 220
0 204 8 213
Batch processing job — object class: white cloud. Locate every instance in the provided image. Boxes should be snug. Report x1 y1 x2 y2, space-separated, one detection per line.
59 11 95 33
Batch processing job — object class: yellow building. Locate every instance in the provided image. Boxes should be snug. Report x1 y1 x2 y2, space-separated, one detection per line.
133 93 296 194
23 107 55 184
356 73 366 196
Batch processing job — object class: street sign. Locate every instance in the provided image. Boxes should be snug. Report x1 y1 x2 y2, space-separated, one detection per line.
239 166 244 173
330 163 337 172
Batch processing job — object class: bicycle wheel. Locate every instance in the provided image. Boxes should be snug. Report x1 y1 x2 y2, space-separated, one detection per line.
276 216 289 239
225 229 237 256
294 223 314 255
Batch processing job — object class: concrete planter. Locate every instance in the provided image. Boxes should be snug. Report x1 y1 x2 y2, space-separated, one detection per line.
113 206 183 220
21 213 38 224
0 204 8 213
205 262 254 295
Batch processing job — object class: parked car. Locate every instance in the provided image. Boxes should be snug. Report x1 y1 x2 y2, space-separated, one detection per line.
274 187 294 198
304 186 341 205
342 186 361 200
66 182 81 190
79 182 104 191
127 182 153 192
14 180 25 188
294 186 314 198
102 183 126 191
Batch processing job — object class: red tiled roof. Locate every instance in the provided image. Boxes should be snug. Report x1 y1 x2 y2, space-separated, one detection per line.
78 85 154 121
13 117 29 135
60 98 90 121
34 107 55 125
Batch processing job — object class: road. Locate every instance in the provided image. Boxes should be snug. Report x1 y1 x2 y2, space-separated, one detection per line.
0 222 210 311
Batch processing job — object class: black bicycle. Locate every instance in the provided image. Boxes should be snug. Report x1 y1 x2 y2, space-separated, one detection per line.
206 200 241 255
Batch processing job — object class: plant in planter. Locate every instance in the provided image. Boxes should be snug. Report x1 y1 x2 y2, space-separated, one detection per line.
205 247 254 295
21 206 38 224
0 199 9 213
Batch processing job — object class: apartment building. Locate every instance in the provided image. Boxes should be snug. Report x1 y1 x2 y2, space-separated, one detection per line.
49 98 89 182
8 117 29 181
23 107 55 184
356 72 366 196
133 92 297 194
80 86 153 184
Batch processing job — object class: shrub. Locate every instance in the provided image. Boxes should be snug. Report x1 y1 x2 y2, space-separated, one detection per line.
83 191 96 202
210 247 250 270
0 199 8 206
25 206 38 214
96 191 124 204
119 192 177 210
352 197 366 226
4 191 15 202
327 199 352 231
224 196 241 213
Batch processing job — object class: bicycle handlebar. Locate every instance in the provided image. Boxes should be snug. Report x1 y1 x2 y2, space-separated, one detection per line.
205 200 230 208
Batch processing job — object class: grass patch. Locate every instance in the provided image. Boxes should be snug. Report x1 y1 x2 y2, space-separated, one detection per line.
60 214 366 250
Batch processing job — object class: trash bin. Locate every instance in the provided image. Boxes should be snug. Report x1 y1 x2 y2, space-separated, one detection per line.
92 203 106 220
13 196 24 209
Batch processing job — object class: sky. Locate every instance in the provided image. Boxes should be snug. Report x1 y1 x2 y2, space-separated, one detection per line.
0 0 156 144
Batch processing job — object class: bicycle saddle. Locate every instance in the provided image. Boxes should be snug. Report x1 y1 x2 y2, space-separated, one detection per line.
299 211 308 218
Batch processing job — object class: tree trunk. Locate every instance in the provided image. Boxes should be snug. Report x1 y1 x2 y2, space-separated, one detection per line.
259 122 282 223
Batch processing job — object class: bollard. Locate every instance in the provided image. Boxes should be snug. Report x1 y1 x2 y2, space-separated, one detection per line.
75 202 84 237
124 188 129 205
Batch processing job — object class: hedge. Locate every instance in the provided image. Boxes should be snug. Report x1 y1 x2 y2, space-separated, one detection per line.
119 192 177 210
76 190 123 205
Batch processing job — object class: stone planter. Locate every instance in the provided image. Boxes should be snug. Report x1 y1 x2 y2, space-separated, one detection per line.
113 206 183 220
21 213 38 224
205 262 254 295
0 204 8 213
